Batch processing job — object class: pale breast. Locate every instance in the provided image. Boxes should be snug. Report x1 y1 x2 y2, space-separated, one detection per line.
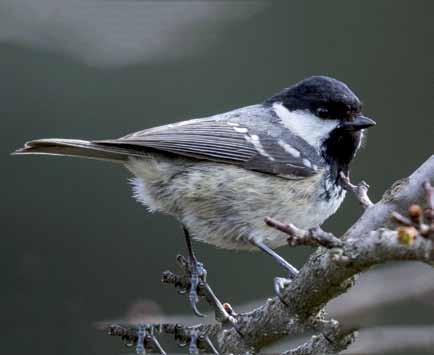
126 156 345 251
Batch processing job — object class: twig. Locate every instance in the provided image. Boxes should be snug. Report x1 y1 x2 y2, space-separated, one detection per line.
423 181 434 226
105 324 166 354
164 324 219 354
390 211 413 226
391 186 434 240
424 181 434 211
339 172 374 208
104 322 221 354
265 218 343 249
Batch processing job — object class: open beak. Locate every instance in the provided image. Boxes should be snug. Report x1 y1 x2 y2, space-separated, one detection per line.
340 115 376 131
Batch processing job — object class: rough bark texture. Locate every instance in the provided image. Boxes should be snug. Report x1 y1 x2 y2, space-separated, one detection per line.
218 155 434 353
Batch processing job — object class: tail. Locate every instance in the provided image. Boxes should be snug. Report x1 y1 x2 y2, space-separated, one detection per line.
12 138 145 163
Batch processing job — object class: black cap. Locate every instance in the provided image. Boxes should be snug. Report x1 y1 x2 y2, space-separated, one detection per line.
265 76 362 121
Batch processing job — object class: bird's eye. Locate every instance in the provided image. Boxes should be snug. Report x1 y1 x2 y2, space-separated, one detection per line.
316 107 329 118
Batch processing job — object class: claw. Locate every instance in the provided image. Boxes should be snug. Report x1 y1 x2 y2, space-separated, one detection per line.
188 259 206 317
163 254 223 318
173 226 228 318
190 299 204 317
274 276 291 306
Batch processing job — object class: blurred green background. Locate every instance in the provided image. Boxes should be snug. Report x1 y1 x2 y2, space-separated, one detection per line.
1 1 433 354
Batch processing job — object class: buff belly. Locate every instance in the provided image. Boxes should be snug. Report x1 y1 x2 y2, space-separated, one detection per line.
126 155 345 251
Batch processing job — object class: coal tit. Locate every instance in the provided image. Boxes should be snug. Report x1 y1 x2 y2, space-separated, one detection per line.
14 76 375 311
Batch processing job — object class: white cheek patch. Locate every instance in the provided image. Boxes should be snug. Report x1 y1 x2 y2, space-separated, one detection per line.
244 134 275 161
273 102 339 150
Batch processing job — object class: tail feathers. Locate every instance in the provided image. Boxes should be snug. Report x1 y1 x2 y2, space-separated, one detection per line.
12 138 146 163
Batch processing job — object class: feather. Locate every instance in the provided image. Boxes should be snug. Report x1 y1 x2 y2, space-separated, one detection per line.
95 109 323 178
13 106 324 179
12 138 142 163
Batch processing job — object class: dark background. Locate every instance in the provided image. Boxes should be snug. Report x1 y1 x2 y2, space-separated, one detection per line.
1 1 433 354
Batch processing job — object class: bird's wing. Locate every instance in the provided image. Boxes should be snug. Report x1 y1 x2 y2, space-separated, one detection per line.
96 106 323 178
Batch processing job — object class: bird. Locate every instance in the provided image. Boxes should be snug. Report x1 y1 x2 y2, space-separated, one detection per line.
13 75 376 315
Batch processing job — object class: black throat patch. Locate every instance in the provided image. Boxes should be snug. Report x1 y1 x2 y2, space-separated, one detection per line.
322 129 362 180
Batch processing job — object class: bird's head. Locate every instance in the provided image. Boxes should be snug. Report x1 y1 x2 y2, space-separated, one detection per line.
265 75 376 173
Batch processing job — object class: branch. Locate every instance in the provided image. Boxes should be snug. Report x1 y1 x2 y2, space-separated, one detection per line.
339 172 374 208
104 322 221 355
346 155 434 239
218 155 434 353
102 155 434 354
263 220 343 249
131 263 434 335
218 228 434 352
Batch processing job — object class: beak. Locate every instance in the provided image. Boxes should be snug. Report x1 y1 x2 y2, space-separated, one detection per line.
340 115 376 131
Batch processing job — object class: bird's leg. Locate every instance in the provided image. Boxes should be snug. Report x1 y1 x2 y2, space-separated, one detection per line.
250 240 299 305
163 227 236 325
182 226 228 319
182 226 207 316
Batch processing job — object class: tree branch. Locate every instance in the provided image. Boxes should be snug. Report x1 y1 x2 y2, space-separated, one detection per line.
263 220 343 249
219 155 434 353
103 155 434 354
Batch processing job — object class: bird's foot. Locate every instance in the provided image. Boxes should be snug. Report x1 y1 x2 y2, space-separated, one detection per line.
184 255 207 317
274 276 292 306
162 255 233 323
163 254 207 316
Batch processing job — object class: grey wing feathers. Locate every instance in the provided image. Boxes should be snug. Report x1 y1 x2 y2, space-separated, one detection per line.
96 112 322 178
15 106 323 178
103 122 257 163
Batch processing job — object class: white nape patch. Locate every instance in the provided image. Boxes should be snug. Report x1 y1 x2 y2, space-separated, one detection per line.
277 139 301 158
233 127 248 133
244 134 275 161
302 158 312 168
273 102 339 150
227 122 239 126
